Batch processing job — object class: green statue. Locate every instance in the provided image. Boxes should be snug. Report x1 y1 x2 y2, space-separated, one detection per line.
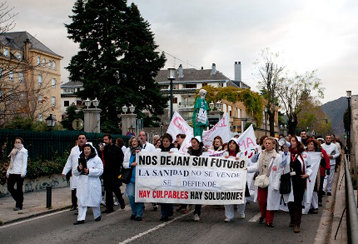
192 89 209 139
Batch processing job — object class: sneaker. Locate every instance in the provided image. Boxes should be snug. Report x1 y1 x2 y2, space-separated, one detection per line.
135 216 142 221
114 200 119 206
193 214 200 222
13 207 22 211
130 214 136 220
239 213 245 219
224 218 232 223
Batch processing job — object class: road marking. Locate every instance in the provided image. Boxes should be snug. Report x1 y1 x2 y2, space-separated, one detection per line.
0 209 69 229
119 211 193 244
248 212 261 222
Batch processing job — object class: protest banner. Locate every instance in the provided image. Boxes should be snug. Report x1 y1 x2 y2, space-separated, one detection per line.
135 151 248 205
202 114 231 148
302 152 322 214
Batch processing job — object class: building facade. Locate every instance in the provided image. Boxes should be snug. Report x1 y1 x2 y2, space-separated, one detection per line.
0 31 63 125
60 81 84 119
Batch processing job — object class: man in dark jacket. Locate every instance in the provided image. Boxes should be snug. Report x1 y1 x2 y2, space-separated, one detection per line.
101 134 125 213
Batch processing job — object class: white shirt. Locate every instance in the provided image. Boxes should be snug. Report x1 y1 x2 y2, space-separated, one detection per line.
141 142 155 152
322 143 340 166
7 147 28 177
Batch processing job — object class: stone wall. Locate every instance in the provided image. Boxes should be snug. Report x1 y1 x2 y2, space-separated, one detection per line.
0 174 69 198
350 95 358 165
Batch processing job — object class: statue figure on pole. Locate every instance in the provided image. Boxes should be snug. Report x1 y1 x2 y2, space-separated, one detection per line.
192 89 209 139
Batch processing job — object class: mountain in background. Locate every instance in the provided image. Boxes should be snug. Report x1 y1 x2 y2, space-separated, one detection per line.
321 96 348 139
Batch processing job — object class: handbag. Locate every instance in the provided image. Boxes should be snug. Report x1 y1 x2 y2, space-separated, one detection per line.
279 172 291 194
254 158 273 188
118 167 133 184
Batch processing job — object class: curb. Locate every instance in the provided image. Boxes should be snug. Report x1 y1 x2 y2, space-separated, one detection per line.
0 205 71 226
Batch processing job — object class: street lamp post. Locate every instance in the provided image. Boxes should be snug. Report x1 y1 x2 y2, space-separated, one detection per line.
45 114 57 129
216 101 222 120
168 67 176 119
264 108 268 136
347 90 352 157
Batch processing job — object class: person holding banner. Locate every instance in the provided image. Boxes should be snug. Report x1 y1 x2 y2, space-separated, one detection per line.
223 139 248 222
210 136 224 151
248 137 282 228
187 136 206 221
158 133 175 221
283 136 312 233
123 137 144 221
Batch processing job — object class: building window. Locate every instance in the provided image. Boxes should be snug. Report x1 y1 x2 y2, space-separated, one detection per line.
38 75 42 86
76 100 82 106
52 61 56 70
19 73 24 82
39 114 43 122
48 61 52 69
202 82 207 87
185 84 197 89
42 58 46 67
9 72 13 81
64 100 70 107
173 97 178 104
51 96 56 107
51 78 56 88
3 48 9 57
37 57 41 66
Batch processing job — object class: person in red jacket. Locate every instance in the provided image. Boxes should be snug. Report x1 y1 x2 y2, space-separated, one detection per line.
317 138 330 206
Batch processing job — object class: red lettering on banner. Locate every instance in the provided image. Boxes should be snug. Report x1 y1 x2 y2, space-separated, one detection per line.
139 190 151 198
152 190 189 199
246 137 256 148
173 116 189 133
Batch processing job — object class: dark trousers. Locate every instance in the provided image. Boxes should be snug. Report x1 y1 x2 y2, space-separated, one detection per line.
318 176 325 203
71 189 77 208
160 203 173 219
7 174 24 209
105 180 125 211
288 178 305 226
288 202 302 226
194 205 202 216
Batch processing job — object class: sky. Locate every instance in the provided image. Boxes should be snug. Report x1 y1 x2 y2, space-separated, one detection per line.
7 0 358 104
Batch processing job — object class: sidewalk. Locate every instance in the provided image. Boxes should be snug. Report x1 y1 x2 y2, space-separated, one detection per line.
0 186 72 225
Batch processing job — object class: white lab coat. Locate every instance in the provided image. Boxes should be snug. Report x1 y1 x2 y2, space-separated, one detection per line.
62 145 81 189
281 152 313 204
73 155 103 207
7 147 28 177
247 151 282 210
62 142 97 189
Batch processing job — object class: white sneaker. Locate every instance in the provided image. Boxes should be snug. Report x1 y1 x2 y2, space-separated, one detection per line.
101 200 106 206
193 214 200 222
114 200 119 206
239 213 245 219
224 218 232 222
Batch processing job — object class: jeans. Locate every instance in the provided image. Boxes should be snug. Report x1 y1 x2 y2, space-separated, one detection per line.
126 182 144 217
7 174 24 209
160 204 173 219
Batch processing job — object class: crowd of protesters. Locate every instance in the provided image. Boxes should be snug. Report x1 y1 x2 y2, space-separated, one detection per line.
5 129 343 234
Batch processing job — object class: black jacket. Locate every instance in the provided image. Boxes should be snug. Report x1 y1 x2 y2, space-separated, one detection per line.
103 144 124 179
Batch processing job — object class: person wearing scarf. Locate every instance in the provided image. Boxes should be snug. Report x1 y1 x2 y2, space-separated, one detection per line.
6 137 28 211
123 136 144 221
282 135 312 233
73 144 103 225
247 137 282 227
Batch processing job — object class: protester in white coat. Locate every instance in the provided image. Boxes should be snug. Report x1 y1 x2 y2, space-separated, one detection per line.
73 144 103 225
6 137 28 211
247 137 282 227
322 135 340 196
62 134 87 211
223 139 248 222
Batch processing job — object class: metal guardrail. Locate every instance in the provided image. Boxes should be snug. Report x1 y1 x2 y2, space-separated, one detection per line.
345 154 358 244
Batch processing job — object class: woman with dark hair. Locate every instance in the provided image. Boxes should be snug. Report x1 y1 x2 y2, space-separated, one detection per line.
223 139 249 222
158 133 175 221
210 136 223 151
175 134 186 150
283 136 312 233
73 144 103 225
306 138 329 213
187 136 205 221
123 137 144 221
6 137 28 211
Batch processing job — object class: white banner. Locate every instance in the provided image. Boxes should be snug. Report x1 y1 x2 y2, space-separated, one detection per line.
236 124 257 153
303 151 322 214
167 112 193 139
202 114 231 148
135 151 248 205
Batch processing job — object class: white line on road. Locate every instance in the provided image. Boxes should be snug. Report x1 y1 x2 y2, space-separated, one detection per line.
248 212 261 223
0 209 69 229
119 211 193 244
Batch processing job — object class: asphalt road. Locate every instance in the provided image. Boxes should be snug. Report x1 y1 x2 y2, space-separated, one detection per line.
0 202 324 244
